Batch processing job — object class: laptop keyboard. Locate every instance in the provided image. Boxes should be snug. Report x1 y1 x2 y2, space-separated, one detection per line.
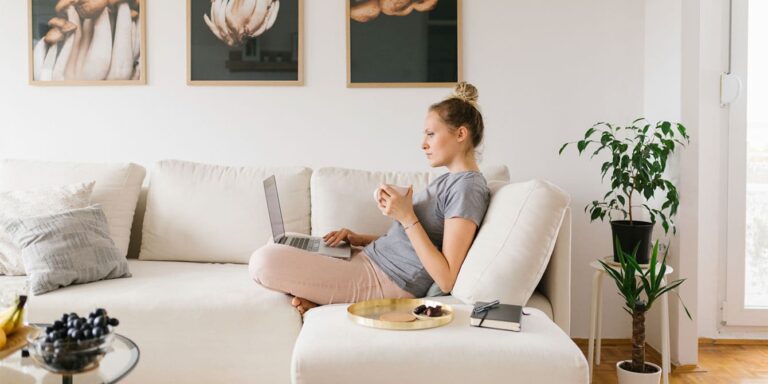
287 237 320 252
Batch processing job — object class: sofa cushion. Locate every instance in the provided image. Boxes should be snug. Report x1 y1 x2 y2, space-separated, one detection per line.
0 159 146 259
0 182 94 276
22 259 302 384
292 303 588 384
310 165 509 237
139 160 312 264
5 205 131 295
451 180 570 307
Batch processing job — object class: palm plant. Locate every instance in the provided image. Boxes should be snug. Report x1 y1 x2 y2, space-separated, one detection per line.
599 239 692 373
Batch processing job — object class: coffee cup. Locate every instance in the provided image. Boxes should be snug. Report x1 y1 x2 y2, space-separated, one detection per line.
374 184 410 202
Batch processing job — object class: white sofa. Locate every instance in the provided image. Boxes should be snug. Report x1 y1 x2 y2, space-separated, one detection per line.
0 159 587 384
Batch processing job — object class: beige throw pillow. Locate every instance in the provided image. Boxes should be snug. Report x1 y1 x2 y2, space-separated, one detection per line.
451 180 570 306
4 205 131 295
0 182 95 275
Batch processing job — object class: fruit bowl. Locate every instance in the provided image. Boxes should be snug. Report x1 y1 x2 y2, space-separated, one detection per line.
26 331 114 374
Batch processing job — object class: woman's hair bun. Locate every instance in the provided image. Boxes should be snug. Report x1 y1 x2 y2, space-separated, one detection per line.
453 82 479 104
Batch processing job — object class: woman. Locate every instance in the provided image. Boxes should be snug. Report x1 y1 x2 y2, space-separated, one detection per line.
249 82 491 315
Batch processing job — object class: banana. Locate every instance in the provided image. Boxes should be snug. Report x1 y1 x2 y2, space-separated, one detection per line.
0 304 17 330
0 328 6 349
11 308 26 333
0 295 27 336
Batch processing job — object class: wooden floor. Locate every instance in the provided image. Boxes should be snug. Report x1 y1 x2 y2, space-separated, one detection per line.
575 340 768 383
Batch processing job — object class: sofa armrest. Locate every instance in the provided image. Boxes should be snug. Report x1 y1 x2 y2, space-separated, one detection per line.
539 207 572 335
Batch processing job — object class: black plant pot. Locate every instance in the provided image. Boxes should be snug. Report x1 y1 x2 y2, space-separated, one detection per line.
610 220 654 264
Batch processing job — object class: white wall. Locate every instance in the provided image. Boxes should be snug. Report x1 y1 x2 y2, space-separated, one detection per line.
643 0 682 360
0 1 647 339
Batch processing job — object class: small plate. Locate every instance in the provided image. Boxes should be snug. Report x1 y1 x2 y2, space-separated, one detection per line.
412 306 450 320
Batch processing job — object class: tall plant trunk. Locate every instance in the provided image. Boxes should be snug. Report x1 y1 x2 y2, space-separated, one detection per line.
631 302 647 372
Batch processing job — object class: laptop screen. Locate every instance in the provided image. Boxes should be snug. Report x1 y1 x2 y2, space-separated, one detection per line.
263 175 286 241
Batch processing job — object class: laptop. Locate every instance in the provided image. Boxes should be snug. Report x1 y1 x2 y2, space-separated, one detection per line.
263 175 352 259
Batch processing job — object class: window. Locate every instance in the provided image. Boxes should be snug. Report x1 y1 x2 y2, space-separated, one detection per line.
725 0 768 325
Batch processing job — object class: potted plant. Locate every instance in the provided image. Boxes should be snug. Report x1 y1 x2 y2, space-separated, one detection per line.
600 240 691 384
559 118 690 263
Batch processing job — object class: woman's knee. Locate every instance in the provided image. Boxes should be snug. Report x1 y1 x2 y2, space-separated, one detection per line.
248 244 286 286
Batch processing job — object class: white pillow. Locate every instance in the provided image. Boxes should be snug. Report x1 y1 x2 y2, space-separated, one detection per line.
139 160 312 264
4 205 130 294
310 168 432 237
310 165 510 237
0 160 146 259
0 182 95 275
451 180 570 306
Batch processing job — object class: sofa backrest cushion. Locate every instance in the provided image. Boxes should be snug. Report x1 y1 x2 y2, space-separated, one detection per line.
451 179 570 306
310 166 510 237
0 159 146 259
139 160 311 264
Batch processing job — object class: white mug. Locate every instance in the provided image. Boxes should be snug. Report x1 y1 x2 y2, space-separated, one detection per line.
374 184 410 202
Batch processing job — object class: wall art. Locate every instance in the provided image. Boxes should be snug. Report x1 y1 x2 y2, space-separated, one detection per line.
347 0 461 87
188 0 303 85
28 0 146 85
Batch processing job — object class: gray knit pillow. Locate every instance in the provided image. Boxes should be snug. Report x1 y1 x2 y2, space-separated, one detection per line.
3 205 131 295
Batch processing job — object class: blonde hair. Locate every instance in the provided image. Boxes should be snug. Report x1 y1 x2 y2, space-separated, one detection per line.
429 82 485 154
452 82 480 110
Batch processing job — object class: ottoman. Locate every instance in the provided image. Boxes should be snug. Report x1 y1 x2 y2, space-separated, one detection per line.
291 302 588 384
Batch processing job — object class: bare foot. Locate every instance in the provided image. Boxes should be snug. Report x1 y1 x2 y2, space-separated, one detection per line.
291 296 319 315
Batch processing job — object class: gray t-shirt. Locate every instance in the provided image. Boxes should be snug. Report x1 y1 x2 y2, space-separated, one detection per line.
364 171 491 297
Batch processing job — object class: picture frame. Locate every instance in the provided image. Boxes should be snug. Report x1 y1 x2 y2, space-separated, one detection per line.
28 0 147 86
346 0 463 88
187 0 304 86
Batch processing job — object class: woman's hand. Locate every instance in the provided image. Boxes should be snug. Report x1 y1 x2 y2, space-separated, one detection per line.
323 228 367 247
378 184 417 226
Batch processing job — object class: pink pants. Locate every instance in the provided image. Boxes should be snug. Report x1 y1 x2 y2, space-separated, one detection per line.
248 244 415 305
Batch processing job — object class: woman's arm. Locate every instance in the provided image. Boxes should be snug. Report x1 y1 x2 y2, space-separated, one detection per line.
378 185 477 293
399 214 477 293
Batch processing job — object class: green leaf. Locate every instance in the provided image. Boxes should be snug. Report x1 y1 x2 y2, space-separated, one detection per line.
558 142 569 155
673 289 693 320
661 121 672 136
577 140 587 154
585 127 597 139
649 241 658 288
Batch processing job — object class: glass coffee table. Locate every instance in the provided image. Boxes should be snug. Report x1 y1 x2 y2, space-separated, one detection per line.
0 325 139 384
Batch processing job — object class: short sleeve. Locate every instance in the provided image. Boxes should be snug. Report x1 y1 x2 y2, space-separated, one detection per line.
443 177 491 227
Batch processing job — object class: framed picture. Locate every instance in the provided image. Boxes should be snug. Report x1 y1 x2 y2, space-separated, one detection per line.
347 0 462 88
28 0 146 86
187 0 304 86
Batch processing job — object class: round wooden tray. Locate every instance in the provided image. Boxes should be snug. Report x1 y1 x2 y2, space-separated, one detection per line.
347 298 453 330
0 326 39 360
